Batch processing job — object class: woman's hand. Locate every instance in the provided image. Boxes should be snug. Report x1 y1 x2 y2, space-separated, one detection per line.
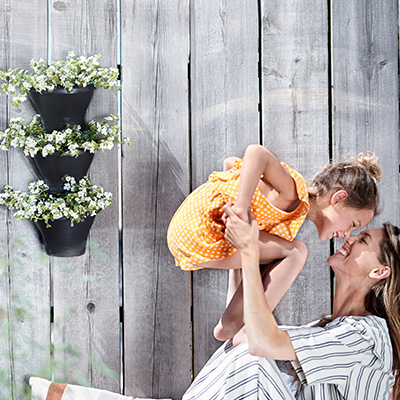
223 202 259 252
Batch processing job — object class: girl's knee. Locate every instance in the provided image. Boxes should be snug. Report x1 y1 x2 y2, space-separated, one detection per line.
223 156 240 171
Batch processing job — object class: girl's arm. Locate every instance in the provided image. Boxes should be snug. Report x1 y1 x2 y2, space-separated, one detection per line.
234 144 299 219
223 203 297 360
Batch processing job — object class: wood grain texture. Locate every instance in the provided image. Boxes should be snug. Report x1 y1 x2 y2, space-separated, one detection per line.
331 0 400 228
260 0 331 325
2 0 52 395
0 3 11 396
190 0 259 376
121 1 191 398
49 0 120 391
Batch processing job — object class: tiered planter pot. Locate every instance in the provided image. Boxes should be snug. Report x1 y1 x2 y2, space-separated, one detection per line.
34 150 94 193
29 86 97 256
35 216 95 257
28 85 95 132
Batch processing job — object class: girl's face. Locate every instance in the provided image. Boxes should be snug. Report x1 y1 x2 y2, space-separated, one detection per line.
327 228 386 280
314 191 374 241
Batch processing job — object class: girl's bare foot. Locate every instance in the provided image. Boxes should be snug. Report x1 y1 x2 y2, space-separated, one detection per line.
213 319 244 341
232 326 247 346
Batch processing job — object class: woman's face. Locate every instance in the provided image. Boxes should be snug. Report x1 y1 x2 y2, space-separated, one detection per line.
328 228 385 279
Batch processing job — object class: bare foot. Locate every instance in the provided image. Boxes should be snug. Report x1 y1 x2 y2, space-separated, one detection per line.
232 326 247 346
213 319 244 341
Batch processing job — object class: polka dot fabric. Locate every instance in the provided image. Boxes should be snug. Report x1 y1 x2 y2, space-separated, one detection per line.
167 160 309 271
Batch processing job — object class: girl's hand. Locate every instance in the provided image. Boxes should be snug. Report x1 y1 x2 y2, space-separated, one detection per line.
223 202 259 251
221 203 249 227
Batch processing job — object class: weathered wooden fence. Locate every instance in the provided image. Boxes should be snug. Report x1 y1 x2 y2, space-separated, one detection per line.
0 1 399 399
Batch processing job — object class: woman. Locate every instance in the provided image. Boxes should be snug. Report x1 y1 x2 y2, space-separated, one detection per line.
183 204 400 400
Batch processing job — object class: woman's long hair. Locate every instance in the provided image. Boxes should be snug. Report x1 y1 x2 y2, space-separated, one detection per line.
365 223 400 400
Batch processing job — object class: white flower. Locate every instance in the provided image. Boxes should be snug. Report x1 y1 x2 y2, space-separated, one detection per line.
25 137 36 147
51 210 63 219
10 138 20 147
9 117 23 123
42 144 55 157
55 132 66 144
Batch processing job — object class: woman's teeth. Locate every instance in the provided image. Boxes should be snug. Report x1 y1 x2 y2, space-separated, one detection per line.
338 247 349 256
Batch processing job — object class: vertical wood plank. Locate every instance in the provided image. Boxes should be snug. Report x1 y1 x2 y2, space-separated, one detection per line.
1 1 51 396
121 1 191 398
190 0 259 375
49 0 120 391
331 0 400 228
260 0 331 324
0 3 11 397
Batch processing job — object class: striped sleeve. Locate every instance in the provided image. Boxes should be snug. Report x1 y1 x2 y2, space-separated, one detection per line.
286 316 394 396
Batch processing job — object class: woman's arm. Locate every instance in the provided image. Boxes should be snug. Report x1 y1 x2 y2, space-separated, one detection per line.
234 144 299 220
223 203 297 360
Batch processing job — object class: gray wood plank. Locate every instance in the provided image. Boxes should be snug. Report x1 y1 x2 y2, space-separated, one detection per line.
260 0 331 325
0 3 11 396
121 1 191 399
190 0 259 376
49 0 120 392
1 1 52 395
331 0 400 228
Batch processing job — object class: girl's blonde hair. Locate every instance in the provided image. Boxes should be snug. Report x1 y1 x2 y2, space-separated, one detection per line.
310 151 382 214
365 223 400 400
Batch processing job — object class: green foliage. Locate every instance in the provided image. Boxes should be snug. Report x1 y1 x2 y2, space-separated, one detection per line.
0 176 113 226
0 114 132 157
0 52 120 107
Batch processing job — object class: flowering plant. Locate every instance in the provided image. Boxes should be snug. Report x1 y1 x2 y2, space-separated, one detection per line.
0 114 131 157
0 52 119 106
0 175 112 227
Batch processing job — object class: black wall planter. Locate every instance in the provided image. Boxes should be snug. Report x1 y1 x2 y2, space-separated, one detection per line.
35 216 95 257
33 150 95 193
28 85 95 132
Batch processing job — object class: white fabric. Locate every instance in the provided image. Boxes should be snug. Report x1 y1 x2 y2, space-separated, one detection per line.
29 377 133 400
183 315 394 400
287 315 394 399
30 377 52 400
183 340 296 399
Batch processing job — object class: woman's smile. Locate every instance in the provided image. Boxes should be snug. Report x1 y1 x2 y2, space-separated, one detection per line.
337 246 349 257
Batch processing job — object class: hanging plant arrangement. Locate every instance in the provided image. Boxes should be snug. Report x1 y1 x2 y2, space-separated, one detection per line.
0 175 112 226
0 114 130 157
0 176 113 256
0 114 131 191
0 51 125 257
0 52 120 107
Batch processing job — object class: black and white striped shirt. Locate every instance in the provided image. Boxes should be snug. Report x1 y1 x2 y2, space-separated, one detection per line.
287 315 394 399
183 315 394 399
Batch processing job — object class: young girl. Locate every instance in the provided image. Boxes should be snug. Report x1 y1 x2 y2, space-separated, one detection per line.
167 144 381 341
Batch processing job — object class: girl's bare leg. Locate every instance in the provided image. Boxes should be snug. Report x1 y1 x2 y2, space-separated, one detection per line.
213 234 307 341
226 269 242 307
223 156 240 171
223 157 243 305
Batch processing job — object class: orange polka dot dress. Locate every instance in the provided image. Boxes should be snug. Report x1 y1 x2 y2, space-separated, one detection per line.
167 160 309 271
